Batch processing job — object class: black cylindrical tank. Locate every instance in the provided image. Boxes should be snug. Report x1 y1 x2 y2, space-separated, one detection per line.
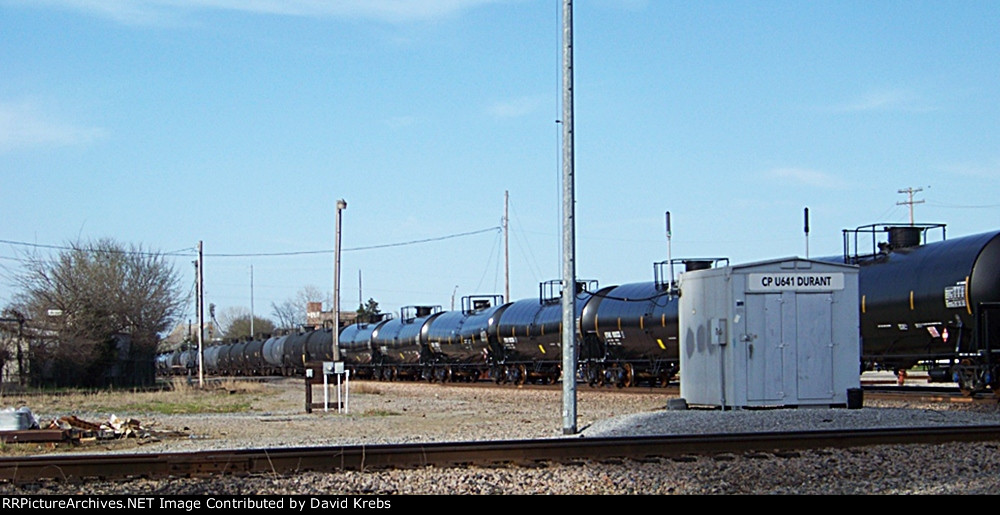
579 282 679 364
857 230 1000 369
423 299 507 365
229 340 249 374
305 328 335 362
203 345 222 375
243 338 264 375
282 332 311 372
262 335 284 371
494 287 595 364
371 307 441 365
339 318 390 366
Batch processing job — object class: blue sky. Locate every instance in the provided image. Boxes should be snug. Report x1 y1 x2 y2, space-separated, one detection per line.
2 0 999 328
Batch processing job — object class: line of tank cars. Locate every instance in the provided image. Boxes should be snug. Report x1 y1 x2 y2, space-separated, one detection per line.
158 223 1000 394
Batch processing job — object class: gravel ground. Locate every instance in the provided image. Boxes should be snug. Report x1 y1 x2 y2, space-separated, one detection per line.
3 378 1000 495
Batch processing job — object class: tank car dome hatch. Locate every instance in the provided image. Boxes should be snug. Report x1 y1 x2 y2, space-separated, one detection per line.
887 226 923 249
682 260 714 272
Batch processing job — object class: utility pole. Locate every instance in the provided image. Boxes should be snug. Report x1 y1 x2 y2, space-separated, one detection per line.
197 240 204 388
333 199 347 361
560 0 578 436
504 190 510 302
897 187 925 225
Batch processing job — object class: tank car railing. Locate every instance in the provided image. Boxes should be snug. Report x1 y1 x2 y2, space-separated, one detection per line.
841 223 946 265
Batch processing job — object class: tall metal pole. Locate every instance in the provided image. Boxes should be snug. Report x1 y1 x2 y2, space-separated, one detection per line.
804 207 810 259
504 190 510 302
250 264 254 337
333 199 347 361
197 240 204 388
666 211 673 285
561 0 578 435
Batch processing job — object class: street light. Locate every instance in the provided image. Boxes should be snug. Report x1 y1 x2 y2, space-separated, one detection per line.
333 199 347 361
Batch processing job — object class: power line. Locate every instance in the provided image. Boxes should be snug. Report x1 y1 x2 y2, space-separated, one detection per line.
0 226 502 260
927 201 1000 209
0 239 195 257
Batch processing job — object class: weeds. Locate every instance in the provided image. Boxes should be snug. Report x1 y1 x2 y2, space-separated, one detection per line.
1 379 275 417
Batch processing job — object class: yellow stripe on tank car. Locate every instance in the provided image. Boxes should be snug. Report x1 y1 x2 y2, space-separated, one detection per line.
657 338 665 350
861 295 866 314
661 314 666 326
539 344 546 354
617 318 622 331
966 275 972 315
909 290 914 311
640 316 644 330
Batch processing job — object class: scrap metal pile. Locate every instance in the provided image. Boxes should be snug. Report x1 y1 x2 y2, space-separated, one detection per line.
1 407 183 445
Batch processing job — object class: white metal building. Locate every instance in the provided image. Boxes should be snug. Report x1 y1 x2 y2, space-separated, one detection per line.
678 257 860 409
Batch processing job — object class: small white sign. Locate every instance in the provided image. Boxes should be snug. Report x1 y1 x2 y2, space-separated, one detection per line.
944 284 967 308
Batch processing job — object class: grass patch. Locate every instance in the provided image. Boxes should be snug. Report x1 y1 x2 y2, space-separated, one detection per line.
352 383 384 395
1 379 275 417
362 408 401 417
88 398 255 415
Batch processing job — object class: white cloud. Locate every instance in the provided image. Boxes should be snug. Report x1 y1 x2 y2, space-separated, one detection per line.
763 167 847 189
0 101 106 152
6 0 508 25
829 89 936 113
940 160 1000 180
486 95 545 119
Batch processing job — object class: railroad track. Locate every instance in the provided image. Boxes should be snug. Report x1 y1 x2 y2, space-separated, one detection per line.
4 425 1000 484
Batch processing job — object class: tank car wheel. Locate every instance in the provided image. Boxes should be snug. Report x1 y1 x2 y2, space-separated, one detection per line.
956 359 980 396
612 366 627 388
622 363 635 388
586 364 600 387
506 365 518 384
511 364 526 385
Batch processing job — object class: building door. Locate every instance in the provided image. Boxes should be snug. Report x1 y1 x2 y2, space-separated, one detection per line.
745 293 787 403
796 293 834 400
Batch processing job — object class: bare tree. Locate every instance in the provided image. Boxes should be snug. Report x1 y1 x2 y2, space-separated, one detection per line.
9 238 184 386
216 306 276 340
271 285 327 330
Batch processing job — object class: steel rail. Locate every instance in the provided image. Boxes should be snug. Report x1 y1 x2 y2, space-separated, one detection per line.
3 425 1000 484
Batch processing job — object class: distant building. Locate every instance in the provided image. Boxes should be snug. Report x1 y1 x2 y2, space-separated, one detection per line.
306 301 357 330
